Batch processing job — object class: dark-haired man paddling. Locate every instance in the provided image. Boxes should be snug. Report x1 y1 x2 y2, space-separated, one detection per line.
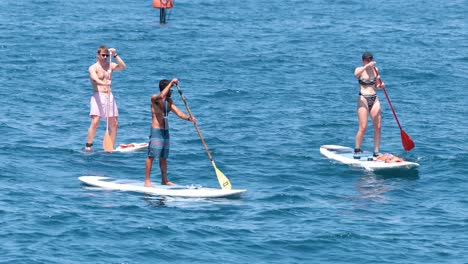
145 79 196 187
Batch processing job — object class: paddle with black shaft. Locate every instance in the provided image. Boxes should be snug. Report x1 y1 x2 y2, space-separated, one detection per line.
175 83 232 190
374 67 415 151
102 51 114 151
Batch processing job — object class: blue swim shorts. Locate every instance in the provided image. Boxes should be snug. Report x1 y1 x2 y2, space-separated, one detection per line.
148 128 170 159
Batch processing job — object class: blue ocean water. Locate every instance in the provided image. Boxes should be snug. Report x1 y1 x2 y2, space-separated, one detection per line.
1 0 467 263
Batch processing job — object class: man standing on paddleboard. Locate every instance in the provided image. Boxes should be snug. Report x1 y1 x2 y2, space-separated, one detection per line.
85 46 126 151
145 79 196 187
353 51 385 159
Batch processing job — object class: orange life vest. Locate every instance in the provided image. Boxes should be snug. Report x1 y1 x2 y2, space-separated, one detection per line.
119 144 135 149
375 154 404 163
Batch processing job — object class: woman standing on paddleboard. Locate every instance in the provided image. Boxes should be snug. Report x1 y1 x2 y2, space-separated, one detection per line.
353 51 385 159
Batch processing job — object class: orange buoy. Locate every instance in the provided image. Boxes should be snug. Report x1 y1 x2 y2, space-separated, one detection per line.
153 0 173 9
153 0 173 24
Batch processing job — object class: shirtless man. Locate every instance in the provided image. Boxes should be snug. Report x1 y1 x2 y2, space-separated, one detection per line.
85 46 126 151
145 79 196 187
353 51 385 158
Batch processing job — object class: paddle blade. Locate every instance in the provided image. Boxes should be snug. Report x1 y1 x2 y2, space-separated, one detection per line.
103 132 114 152
401 130 415 151
212 161 232 190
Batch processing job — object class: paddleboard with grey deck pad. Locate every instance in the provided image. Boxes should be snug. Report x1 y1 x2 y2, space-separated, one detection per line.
320 145 419 171
79 176 246 198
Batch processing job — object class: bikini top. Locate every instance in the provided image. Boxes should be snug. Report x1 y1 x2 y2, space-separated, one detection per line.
358 78 376 86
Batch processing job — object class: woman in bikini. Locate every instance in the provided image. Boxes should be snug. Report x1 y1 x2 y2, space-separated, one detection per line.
353 51 385 158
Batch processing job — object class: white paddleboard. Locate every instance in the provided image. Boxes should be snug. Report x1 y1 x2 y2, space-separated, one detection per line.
320 145 419 171
79 176 246 198
113 143 148 153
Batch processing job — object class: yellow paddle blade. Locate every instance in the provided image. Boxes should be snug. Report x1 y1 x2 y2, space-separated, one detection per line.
212 161 232 190
103 132 114 152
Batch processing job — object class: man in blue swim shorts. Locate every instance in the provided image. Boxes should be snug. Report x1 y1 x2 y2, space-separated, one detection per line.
144 78 196 187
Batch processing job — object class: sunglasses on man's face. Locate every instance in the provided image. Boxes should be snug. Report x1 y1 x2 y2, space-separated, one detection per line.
100 53 109 58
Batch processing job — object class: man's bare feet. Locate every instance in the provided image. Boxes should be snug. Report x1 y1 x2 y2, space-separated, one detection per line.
144 181 155 187
162 181 176 186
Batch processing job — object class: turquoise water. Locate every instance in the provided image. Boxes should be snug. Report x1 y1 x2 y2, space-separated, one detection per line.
1 0 467 263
